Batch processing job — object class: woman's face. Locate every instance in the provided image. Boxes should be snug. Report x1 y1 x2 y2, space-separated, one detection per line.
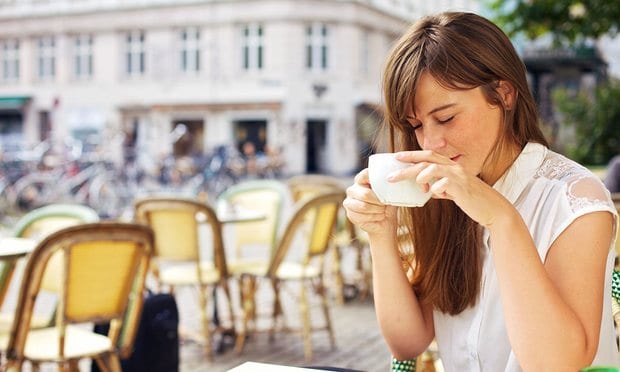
407 72 505 181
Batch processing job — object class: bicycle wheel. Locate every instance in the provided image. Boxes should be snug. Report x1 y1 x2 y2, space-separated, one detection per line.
88 174 122 218
8 173 58 212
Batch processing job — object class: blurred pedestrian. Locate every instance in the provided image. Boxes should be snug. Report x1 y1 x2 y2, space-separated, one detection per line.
241 141 260 179
263 144 284 178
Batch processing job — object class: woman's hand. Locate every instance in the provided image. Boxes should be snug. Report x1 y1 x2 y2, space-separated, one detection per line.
390 150 512 227
343 168 398 236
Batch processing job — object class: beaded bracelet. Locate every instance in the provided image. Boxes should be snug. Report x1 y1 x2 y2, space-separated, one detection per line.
390 357 416 372
611 270 620 301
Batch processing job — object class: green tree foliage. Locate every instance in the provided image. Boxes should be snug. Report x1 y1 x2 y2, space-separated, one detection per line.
552 79 620 165
488 0 620 44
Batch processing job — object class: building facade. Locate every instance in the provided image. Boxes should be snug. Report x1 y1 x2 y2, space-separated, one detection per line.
0 0 433 176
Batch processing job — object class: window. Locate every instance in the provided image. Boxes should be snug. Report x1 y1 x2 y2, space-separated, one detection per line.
125 31 145 77
37 36 55 80
306 23 328 71
74 34 93 79
180 27 200 73
241 24 263 71
1 39 19 83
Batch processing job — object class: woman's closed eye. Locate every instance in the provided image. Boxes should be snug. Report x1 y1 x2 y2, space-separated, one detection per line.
407 118 423 130
437 115 454 124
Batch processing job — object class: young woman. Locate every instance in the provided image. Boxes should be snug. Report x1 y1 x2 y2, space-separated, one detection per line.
343 12 619 371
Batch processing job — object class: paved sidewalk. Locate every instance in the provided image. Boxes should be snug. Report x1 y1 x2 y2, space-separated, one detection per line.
176 283 392 372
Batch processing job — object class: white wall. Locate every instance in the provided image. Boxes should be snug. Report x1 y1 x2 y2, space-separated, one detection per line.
0 0 410 176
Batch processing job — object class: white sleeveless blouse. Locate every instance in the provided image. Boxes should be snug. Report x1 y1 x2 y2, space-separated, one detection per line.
433 142 619 371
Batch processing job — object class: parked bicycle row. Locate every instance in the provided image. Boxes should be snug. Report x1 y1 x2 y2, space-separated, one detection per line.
0 142 285 224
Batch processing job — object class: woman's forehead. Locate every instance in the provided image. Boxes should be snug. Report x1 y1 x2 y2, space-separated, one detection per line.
409 74 482 117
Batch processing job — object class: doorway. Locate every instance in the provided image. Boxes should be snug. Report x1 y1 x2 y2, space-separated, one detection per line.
305 119 327 173
234 120 267 154
0 110 23 149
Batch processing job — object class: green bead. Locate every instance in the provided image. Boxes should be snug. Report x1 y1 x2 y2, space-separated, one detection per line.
391 357 416 372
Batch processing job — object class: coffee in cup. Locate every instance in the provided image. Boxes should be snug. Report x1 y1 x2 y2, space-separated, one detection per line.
368 153 432 207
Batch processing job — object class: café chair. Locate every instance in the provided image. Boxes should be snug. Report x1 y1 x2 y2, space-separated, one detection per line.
0 222 153 371
216 180 291 348
133 197 234 360
287 174 371 303
12 203 100 240
235 190 345 361
0 203 100 332
286 174 346 202
217 179 291 272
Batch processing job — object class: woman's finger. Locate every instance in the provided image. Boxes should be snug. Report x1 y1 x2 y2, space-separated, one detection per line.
386 161 429 182
343 195 386 213
394 150 453 165
345 209 388 223
416 163 442 185
354 168 370 185
429 177 452 200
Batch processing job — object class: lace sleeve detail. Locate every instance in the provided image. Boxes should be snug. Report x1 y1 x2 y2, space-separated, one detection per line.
567 175 614 214
529 150 617 258
535 151 616 215
566 173 618 250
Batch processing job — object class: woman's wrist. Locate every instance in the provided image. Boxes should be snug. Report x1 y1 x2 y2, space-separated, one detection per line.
486 201 523 234
368 224 398 246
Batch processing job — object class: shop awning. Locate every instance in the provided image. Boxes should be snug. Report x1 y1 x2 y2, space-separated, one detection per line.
0 96 30 110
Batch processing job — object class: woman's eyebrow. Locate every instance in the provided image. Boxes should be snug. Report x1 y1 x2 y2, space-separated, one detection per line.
427 103 456 115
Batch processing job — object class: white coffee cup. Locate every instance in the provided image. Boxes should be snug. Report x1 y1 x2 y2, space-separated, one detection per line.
368 153 432 207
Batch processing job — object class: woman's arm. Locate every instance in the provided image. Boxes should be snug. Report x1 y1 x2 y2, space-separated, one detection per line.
369 232 436 359
490 207 613 370
392 150 614 370
344 169 435 359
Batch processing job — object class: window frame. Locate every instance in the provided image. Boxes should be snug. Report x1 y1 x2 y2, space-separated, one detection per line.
125 30 146 77
180 27 201 74
73 34 93 80
241 23 264 71
37 35 56 81
1 38 20 83
306 22 329 72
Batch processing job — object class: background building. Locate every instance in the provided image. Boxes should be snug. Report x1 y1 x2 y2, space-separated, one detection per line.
0 0 415 176
0 0 485 177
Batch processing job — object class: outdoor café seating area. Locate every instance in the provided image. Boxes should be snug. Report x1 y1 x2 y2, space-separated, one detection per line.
0 175 388 371
0 174 618 371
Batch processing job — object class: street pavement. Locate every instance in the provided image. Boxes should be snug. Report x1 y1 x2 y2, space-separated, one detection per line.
175 282 393 372
173 230 391 371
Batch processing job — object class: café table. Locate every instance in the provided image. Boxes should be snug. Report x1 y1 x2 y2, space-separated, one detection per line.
0 237 37 259
200 205 267 330
192 204 267 225
216 204 267 224
0 237 37 307
229 361 331 371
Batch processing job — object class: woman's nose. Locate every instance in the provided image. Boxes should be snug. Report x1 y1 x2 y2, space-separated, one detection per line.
421 126 447 151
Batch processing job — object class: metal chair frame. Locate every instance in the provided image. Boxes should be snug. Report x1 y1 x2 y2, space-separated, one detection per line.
133 196 234 360
2 222 153 371
235 190 345 360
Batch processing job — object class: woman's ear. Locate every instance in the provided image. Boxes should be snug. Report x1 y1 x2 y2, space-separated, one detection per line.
497 80 516 110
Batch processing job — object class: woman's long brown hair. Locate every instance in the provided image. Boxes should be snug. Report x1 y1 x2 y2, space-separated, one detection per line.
381 12 549 315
